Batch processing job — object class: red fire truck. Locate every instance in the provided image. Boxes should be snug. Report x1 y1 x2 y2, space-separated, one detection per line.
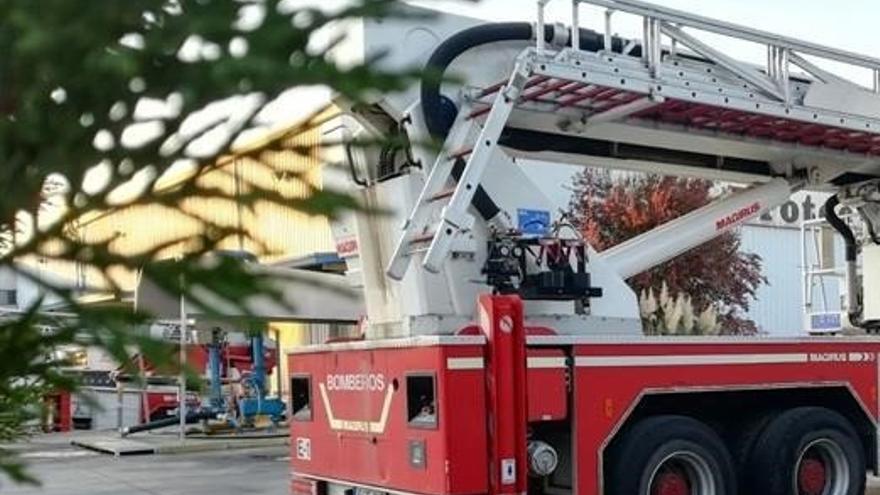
288 1 880 494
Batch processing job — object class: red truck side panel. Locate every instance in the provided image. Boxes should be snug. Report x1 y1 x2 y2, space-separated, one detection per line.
527 348 568 422
289 343 488 495
573 341 880 495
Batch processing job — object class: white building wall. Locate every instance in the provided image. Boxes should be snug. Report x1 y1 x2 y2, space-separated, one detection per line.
523 163 844 336
742 191 844 335
739 225 816 335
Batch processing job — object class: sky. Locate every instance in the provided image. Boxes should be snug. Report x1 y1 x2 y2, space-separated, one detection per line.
414 0 880 59
412 0 880 87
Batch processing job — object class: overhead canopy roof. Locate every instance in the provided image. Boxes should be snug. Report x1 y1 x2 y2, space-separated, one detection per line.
134 261 363 324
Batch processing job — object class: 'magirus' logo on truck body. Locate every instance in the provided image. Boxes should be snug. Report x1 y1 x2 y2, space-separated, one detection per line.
325 373 385 392
716 202 761 230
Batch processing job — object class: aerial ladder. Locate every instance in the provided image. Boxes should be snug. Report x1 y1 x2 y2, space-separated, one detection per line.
290 2 880 495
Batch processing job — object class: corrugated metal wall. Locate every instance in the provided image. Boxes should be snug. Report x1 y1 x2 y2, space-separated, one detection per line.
24 116 346 394
739 224 842 335
52 120 335 292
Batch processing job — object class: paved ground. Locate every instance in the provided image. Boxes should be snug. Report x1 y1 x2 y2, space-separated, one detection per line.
1 441 288 495
3 433 880 494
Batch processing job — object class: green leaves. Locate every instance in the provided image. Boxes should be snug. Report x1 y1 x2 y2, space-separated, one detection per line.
0 0 425 482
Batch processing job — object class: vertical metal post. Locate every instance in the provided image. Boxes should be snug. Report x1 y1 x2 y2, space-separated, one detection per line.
137 353 149 425
767 45 777 80
643 18 661 77
479 294 527 495
651 19 661 75
274 328 283 397
570 0 580 52
603 9 613 52
780 48 791 103
178 274 187 443
800 220 810 325
536 0 546 55
207 338 223 409
116 381 124 431
252 331 266 397
874 69 880 94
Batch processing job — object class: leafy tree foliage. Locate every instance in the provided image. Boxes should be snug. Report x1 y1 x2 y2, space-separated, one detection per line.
569 169 766 335
0 0 422 482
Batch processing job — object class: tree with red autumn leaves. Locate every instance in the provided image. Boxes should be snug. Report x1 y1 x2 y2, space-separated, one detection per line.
569 169 766 335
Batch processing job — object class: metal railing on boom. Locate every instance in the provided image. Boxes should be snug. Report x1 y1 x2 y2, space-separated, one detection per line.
537 0 880 102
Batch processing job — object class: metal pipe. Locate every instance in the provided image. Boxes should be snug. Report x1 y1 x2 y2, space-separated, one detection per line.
780 47 790 103
274 328 283 398
116 381 124 431
537 0 547 54
121 409 218 437
571 0 581 53
178 274 186 443
767 45 777 80
207 341 223 409
800 218 810 317
603 9 613 51
651 18 661 75
824 195 862 327
596 178 794 279
252 331 266 397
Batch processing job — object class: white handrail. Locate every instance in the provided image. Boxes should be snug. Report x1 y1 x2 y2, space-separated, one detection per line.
579 0 880 70
537 0 880 96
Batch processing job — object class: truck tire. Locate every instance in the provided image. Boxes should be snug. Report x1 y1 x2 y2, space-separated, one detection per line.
743 406 866 495
607 415 737 495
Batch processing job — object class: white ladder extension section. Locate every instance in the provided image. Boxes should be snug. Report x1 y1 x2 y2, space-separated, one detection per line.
386 61 532 280
389 0 880 281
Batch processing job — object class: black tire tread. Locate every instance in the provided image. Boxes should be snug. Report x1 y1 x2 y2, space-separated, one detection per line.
607 415 737 495
744 406 866 495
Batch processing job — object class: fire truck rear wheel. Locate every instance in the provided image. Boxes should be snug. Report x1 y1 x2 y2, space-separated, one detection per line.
607 415 737 495
743 407 865 495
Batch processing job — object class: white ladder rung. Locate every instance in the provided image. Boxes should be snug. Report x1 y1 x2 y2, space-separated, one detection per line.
386 59 532 279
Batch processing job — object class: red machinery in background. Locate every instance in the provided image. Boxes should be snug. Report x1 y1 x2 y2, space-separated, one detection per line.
123 333 279 423
43 391 72 433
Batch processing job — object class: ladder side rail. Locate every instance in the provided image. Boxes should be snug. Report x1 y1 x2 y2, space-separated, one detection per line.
421 59 533 273
659 23 785 101
812 229 831 311
578 0 880 71
533 52 880 133
801 219 811 318
788 52 851 87
386 106 480 280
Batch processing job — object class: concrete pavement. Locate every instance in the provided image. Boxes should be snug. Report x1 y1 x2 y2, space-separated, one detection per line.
4 432 880 494
1 443 289 495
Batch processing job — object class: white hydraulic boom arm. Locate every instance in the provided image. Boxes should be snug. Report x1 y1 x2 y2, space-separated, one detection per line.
319 0 880 337
597 178 795 279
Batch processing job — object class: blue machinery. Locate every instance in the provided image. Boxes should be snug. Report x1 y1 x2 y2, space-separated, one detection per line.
237 332 286 423
121 331 285 437
206 330 224 410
